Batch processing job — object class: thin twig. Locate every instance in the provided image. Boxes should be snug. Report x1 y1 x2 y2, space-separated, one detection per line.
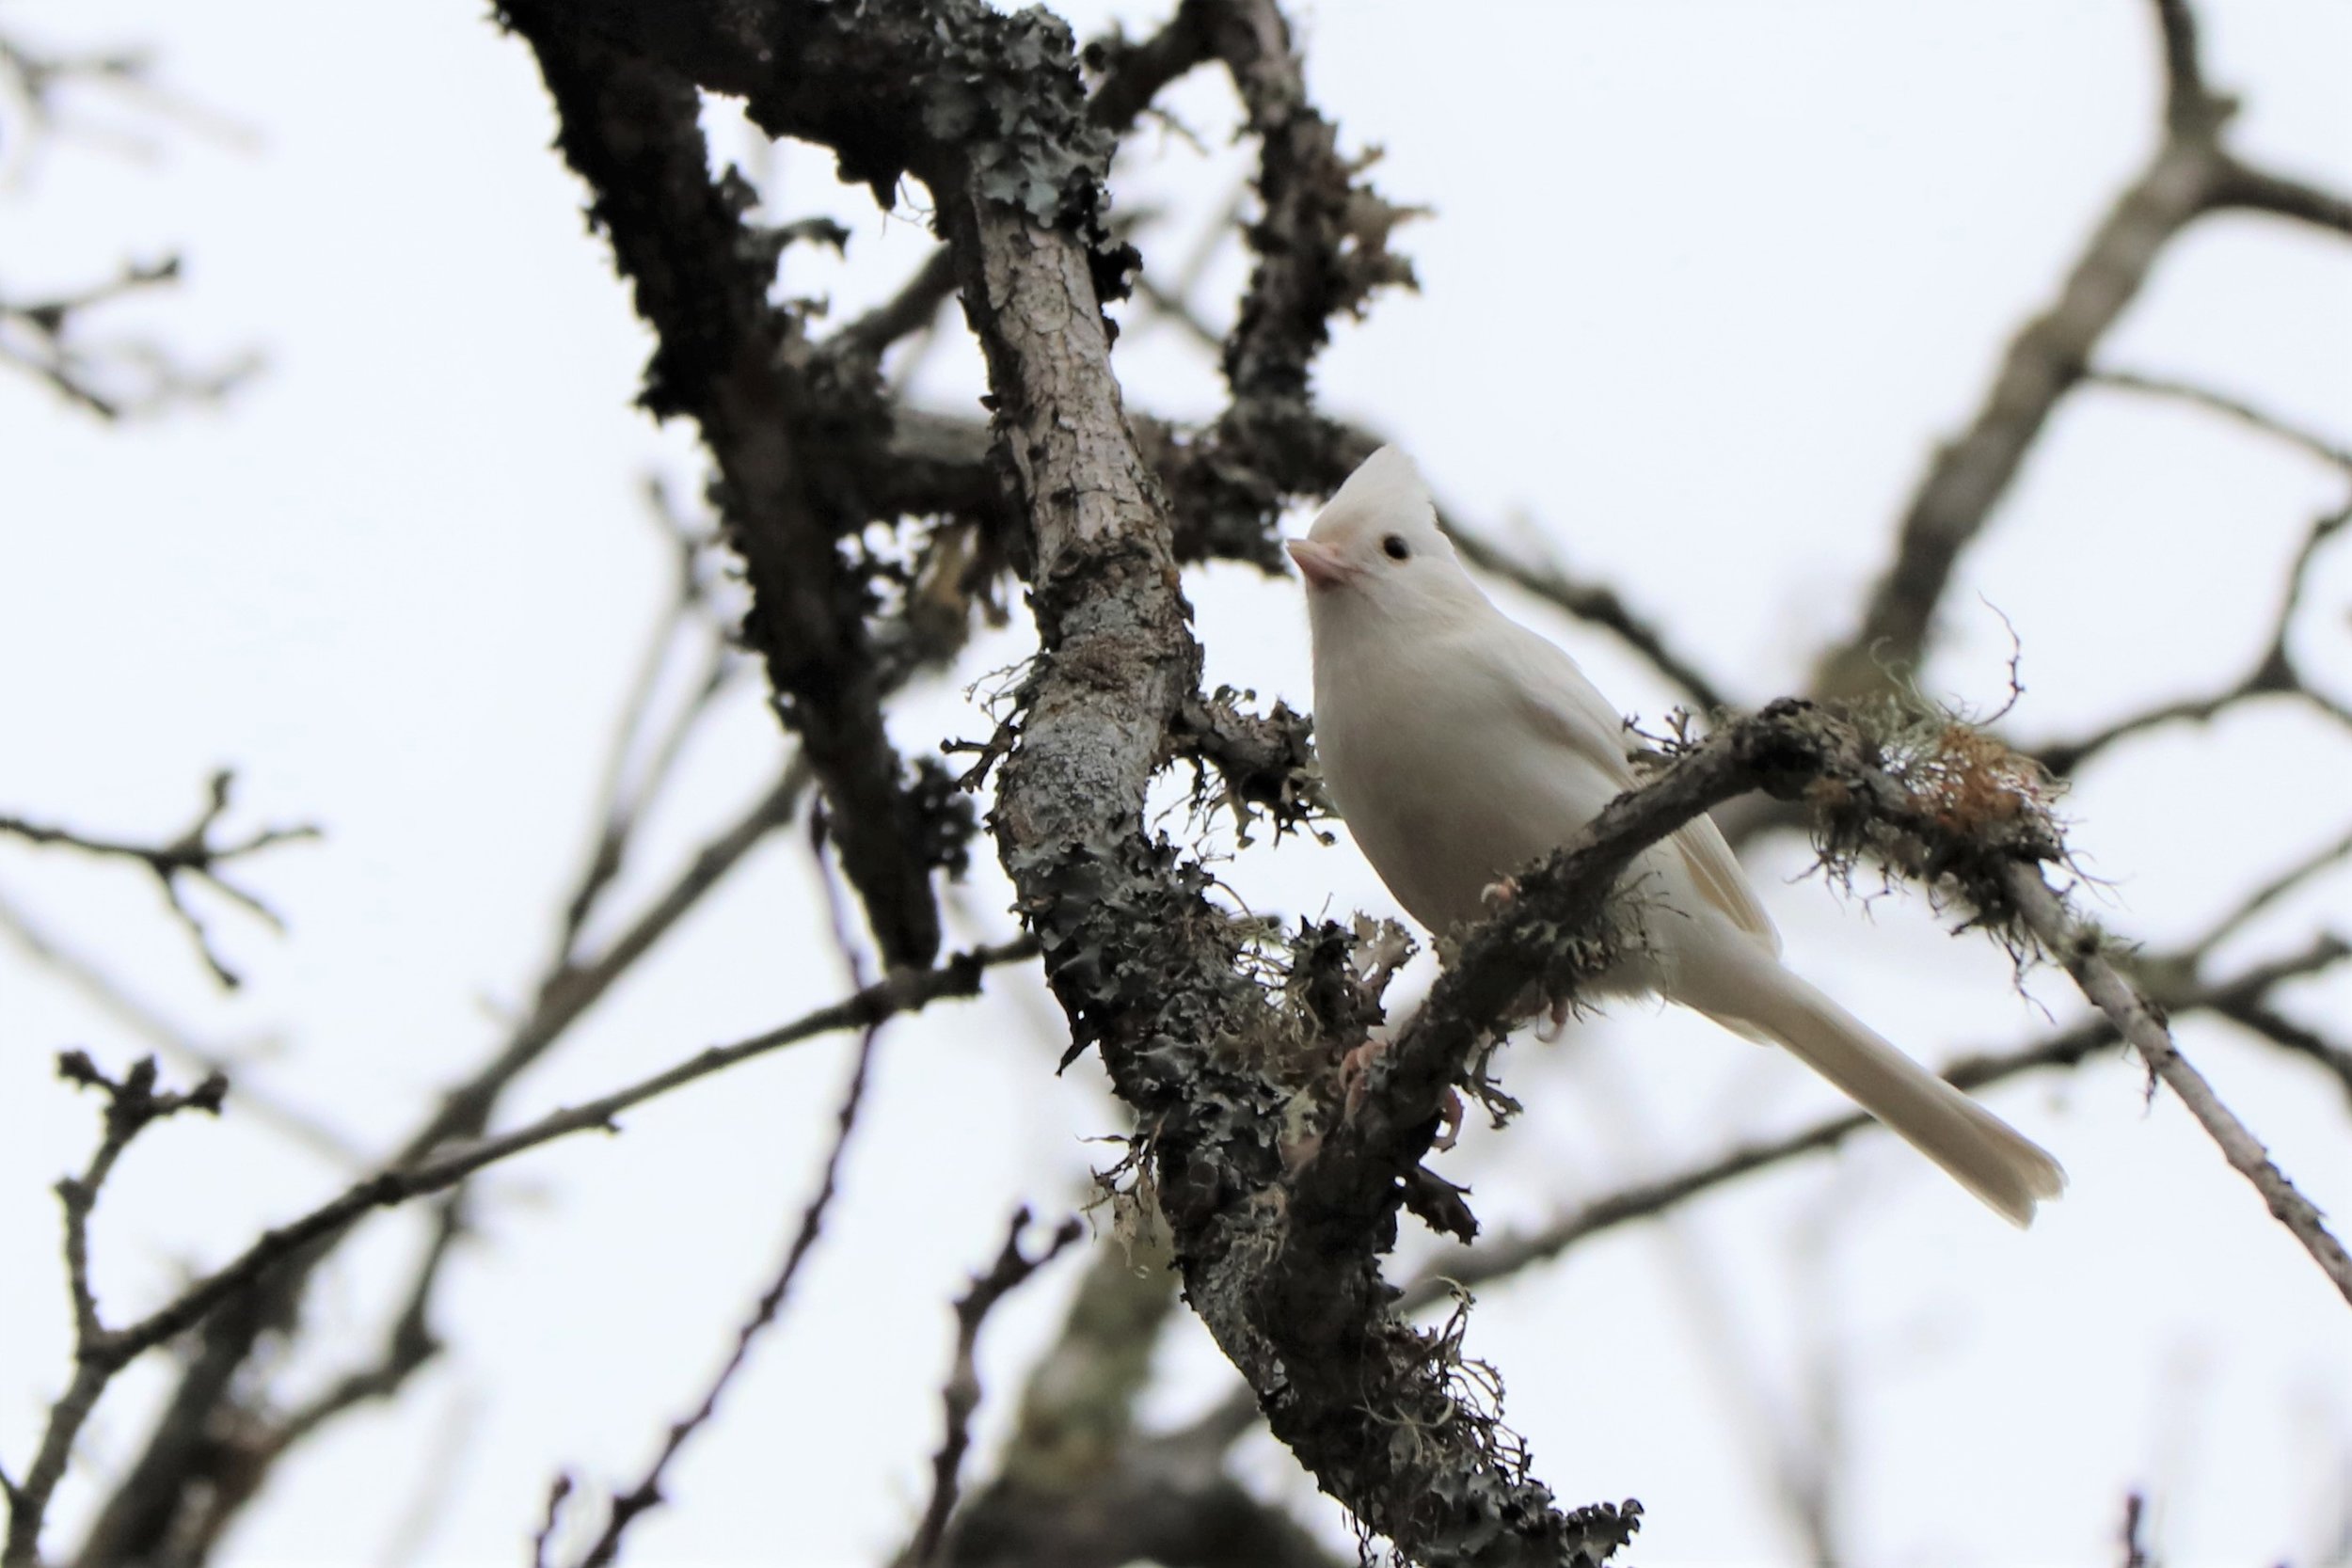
532 1476 574 1568
402 764 808 1164
0 255 259 417
3 1055 226 1567
898 1210 1085 1565
2006 864 2352 1307
0 882 362 1164
0 769 316 987
0 942 1033 1565
2037 502 2352 774
2182 824 2352 962
2213 1000 2352 1110
97 940 1037 1372
2119 1489 2153 1568
829 243 961 362
262 1198 467 1455
573 1017 889 1566
2087 369 2352 472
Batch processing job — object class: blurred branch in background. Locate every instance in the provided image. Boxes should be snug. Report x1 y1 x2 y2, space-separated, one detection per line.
557 1019 887 1566
2037 500 2352 775
0 770 315 988
0 255 257 417
896 1208 1086 1567
0 26 259 417
1810 0 2352 708
0 882 362 1164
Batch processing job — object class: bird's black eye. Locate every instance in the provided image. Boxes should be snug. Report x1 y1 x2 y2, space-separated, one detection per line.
1381 534 1410 562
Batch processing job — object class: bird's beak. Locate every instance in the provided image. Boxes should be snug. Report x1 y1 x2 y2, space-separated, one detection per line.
1286 537 1352 591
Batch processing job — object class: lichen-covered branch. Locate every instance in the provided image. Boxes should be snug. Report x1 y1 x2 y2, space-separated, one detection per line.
505 8 955 967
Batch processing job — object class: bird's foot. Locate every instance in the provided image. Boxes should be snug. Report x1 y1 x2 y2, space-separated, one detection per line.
1480 874 1520 912
1338 1037 1384 1117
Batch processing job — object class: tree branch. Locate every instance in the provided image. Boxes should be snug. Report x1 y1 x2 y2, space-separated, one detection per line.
2036 501 2351 774
0 255 257 418
898 1210 1085 1566
100 941 1034 1374
570 1013 889 1565
2085 369 2352 473
507 9 952 967
4 1056 226 1568
2212 157 2352 240
1405 933 2349 1310
1809 0 2345 704
0 770 316 988
2002 866 2352 1306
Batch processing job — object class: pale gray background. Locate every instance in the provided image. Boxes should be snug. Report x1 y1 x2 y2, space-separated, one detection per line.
3 2 2348 1563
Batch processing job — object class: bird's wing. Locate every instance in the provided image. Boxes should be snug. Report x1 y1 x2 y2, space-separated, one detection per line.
1495 617 1781 952
1491 620 1641 785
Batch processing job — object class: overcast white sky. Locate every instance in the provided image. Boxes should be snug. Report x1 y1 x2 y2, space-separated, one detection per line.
3 2 2349 1565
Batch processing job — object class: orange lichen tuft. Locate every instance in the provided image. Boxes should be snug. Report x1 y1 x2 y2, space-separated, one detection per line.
1908 722 2052 836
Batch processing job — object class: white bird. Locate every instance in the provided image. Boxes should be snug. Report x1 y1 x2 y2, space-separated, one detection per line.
1288 447 2065 1227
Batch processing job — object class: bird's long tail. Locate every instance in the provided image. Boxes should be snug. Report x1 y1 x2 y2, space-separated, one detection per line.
1690 949 2066 1227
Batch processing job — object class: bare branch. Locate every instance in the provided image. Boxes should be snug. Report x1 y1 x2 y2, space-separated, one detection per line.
1807 0 2345 704
2212 157 2352 240
2179 823 2352 962
532 1476 574 1568
2005 864 2352 1306
827 242 962 364
98 940 1034 1373
0 770 316 987
1083 0 1216 135
2087 369 2352 472
4 1055 225 1567
263 1198 465 1454
2037 502 2351 774
0 883 363 1164
555 503 739 965
1446 522 1735 713
2147 0 2218 134
1403 933 2348 1310
70 707 807 1549
405 766 806 1164
0 256 258 419
899 1210 1085 1567
2119 1489 2153 1568
571 1014 889 1566
2215 1000 2352 1111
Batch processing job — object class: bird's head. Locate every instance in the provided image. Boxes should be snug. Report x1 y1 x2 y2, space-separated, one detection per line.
1287 446 1484 628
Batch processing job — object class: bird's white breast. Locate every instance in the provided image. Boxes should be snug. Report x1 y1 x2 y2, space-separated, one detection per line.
1312 621 1633 936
